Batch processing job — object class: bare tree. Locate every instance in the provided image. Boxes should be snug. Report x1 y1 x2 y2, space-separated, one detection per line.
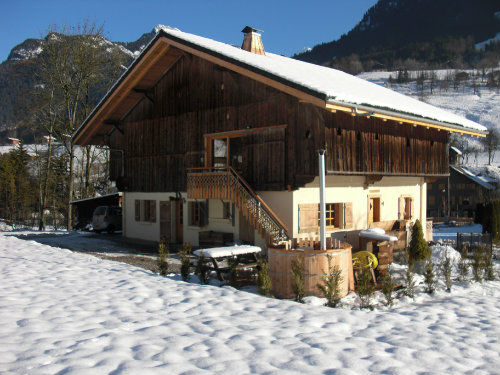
36 21 124 229
482 127 500 165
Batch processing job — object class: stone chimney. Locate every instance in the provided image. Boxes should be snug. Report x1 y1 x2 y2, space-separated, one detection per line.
241 26 265 55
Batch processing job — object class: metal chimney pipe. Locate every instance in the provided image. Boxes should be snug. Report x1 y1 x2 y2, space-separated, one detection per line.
319 149 326 250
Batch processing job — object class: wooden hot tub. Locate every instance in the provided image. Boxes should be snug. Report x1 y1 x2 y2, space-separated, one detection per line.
268 244 354 299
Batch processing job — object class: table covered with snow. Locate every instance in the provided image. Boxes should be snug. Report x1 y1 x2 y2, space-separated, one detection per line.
193 245 261 282
359 227 398 242
194 245 261 258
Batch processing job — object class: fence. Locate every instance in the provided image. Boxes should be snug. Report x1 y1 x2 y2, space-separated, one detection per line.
456 233 492 255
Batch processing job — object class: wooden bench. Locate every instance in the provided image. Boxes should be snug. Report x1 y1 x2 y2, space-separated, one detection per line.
193 245 261 282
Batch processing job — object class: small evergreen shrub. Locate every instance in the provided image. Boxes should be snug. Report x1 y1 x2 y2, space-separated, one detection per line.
357 267 375 310
485 250 496 281
316 254 344 308
291 256 305 303
195 253 210 285
179 241 192 282
403 264 416 299
424 259 436 294
457 246 470 282
157 236 169 276
227 256 240 288
441 250 452 292
381 267 395 307
408 219 431 265
257 257 272 297
472 246 486 282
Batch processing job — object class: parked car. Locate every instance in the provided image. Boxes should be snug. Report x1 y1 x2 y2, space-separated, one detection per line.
92 206 122 233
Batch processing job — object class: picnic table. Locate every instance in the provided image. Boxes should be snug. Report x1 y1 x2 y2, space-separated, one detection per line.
193 245 262 282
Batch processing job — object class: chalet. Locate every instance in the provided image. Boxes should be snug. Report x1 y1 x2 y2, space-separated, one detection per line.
72 26 487 251
427 147 497 221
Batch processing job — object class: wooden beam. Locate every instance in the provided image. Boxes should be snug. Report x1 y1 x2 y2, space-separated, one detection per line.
74 42 173 145
325 103 486 137
158 37 327 109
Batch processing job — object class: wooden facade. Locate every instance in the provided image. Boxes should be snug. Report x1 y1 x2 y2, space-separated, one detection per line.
106 52 449 194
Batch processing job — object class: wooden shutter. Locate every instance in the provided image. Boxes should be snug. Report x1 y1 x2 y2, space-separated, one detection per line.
398 197 404 220
200 200 209 227
344 202 353 229
149 200 156 222
410 197 415 220
135 200 140 221
334 203 342 228
298 203 318 233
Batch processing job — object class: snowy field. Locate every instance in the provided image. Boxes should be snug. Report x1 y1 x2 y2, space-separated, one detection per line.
1 231 500 375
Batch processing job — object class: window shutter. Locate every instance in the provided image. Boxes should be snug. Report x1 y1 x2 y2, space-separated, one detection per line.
298 203 318 233
398 197 404 220
201 200 209 227
334 203 342 228
149 200 156 222
344 202 353 229
135 200 140 221
410 198 415 220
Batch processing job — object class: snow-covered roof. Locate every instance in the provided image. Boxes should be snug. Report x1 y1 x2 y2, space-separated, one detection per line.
451 166 495 190
450 146 462 156
155 26 487 134
74 26 487 144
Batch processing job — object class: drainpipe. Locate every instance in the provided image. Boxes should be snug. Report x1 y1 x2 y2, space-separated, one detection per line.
319 150 326 250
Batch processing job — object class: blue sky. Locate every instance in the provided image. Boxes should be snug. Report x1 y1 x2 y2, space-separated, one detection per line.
1 0 378 63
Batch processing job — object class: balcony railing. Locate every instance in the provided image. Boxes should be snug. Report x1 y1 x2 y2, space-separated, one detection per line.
187 167 289 244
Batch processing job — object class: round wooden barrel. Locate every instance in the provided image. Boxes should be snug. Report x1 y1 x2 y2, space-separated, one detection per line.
268 245 353 299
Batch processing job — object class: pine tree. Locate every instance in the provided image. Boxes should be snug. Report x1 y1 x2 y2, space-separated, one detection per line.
404 264 416 299
157 236 169 276
472 246 486 282
457 246 470 282
316 254 344 308
441 250 452 292
195 253 211 285
291 256 305 303
424 259 436 294
381 267 395 306
179 242 192 282
257 257 272 297
357 267 375 309
484 250 496 281
408 219 431 271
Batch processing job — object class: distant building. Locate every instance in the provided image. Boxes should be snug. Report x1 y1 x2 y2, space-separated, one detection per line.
427 147 497 221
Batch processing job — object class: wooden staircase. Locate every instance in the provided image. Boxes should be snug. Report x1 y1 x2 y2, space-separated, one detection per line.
187 167 289 244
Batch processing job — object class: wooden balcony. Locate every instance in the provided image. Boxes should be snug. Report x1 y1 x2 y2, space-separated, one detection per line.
187 167 289 244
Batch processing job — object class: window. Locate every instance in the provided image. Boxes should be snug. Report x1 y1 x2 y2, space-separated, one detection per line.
188 201 208 227
222 202 231 220
318 203 336 228
298 202 352 233
398 196 413 220
135 200 156 222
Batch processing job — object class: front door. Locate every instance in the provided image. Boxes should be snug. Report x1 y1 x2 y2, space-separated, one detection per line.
160 201 171 241
368 197 381 224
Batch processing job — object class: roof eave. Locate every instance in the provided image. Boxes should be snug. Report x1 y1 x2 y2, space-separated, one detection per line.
326 99 487 137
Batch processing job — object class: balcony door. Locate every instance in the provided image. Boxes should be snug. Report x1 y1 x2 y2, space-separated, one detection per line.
209 136 243 174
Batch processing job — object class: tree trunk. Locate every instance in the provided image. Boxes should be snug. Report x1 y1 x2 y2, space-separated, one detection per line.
67 146 75 230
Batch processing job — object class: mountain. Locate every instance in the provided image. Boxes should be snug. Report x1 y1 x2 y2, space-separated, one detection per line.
0 29 157 143
294 0 500 72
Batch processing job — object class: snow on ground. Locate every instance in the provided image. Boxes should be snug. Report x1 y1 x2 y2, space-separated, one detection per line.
1 231 500 375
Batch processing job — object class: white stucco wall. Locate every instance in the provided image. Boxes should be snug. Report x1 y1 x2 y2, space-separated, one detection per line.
292 175 425 238
122 175 426 247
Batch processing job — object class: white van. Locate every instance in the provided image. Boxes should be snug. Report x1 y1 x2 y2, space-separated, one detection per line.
92 206 122 233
